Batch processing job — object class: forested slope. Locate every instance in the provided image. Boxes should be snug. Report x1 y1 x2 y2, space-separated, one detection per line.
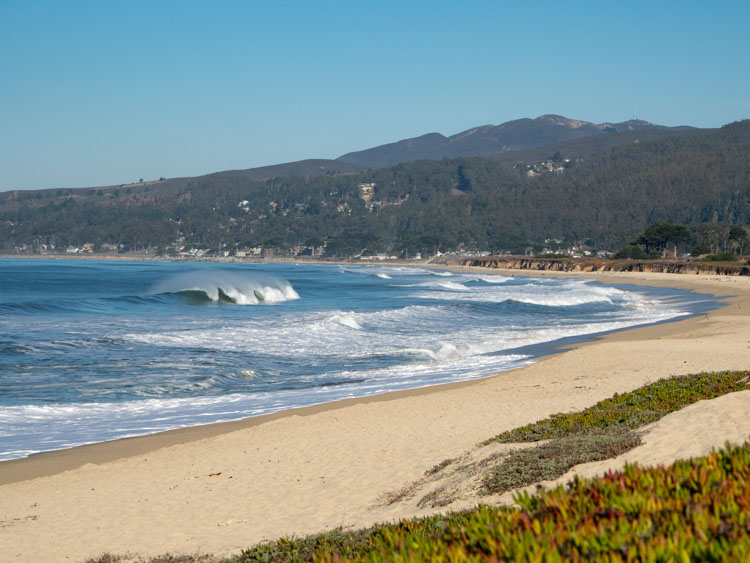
1 121 748 257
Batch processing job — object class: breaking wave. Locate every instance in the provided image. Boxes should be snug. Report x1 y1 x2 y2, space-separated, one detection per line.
330 312 362 329
150 270 299 305
508 294 614 307
414 281 470 291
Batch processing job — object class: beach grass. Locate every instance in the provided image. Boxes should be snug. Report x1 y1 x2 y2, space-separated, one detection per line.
87 370 750 562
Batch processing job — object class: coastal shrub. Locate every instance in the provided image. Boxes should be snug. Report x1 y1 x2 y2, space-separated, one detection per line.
691 242 712 256
482 428 640 495
534 252 568 258
613 244 652 260
96 371 750 562
702 252 738 262
475 371 750 501
491 370 750 443
237 441 750 561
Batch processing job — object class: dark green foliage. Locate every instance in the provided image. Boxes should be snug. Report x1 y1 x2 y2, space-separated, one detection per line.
492 371 750 443
615 221 693 259
692 242 712 256
703 252 738 262
633 221 692 256
2 121 750 255
613 244 652 259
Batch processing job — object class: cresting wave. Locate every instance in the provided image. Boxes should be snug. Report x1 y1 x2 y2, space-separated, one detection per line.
150 270 300 304
412 279 624 307
0 260 718 461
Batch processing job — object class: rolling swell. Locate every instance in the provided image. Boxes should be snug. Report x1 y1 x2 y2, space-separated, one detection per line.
0 294 167 315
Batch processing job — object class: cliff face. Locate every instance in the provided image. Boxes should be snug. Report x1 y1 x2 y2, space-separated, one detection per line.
460 257 750 276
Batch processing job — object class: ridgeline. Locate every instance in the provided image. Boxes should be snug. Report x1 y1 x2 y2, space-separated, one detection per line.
1 120 748 258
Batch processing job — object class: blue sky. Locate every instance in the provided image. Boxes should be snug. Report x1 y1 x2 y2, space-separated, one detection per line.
1 0 748 190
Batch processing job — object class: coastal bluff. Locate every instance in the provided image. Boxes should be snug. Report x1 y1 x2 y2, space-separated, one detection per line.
458 256 750 276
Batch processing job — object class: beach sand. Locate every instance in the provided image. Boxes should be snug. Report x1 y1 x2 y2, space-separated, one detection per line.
1 270 749 562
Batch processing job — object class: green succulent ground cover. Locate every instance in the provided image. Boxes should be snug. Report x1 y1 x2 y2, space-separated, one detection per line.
481 370 750 495
491 371 750 444
236 441 750 561
87 371 750 562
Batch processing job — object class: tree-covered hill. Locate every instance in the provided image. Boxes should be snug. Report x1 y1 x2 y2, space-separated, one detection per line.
1 120 748 257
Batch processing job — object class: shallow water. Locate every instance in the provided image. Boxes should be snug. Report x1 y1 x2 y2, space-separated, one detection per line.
0 259 717 460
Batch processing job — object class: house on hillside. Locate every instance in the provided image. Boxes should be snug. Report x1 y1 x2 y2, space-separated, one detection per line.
358 183 375 203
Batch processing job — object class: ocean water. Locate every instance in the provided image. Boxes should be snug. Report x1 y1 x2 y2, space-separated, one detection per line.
0 259 717 461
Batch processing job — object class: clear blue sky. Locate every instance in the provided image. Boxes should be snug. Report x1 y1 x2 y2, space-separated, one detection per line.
1 0 748 190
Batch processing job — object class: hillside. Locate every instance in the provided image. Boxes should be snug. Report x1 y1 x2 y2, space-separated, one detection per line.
336 114 697 167
0 159 365 206
1 120 748 257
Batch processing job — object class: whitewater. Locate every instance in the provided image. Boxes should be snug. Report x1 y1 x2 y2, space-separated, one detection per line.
0 259 717 461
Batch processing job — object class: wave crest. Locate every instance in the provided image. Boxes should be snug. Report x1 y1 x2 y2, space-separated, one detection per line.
150 270 300 305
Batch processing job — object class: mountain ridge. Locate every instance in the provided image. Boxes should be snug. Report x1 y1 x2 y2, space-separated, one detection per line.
1 114 700 196
336 114 697 168
1 120 747 257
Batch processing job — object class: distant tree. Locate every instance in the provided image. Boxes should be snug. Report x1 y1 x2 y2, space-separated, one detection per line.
691 243 711 256
614 244 651 260
305 236 324 247
700 223 731 254
634 222 692 258
728 226 747 255
324 235 364 258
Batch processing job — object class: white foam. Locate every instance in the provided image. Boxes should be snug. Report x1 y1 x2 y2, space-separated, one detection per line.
510 293 613 306
413 281 470 291
1 265 699 462
0 350 537 462
478 276 511 284
151 270 299 305
413 279 625 306
331 312 362 329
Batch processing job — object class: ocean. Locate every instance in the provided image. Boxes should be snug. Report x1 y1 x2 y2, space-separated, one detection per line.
0 258 717 461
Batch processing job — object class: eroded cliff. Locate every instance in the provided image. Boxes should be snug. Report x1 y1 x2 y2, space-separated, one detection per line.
459 257 750 276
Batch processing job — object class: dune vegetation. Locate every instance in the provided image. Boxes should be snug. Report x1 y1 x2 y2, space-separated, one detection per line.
87 371 750 562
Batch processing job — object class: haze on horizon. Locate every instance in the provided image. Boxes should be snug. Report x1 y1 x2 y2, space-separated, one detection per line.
1 0 749 191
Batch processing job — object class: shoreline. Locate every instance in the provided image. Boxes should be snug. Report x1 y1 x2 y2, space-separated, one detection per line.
1 269 748 561
0 374 495 486
0 268 723 482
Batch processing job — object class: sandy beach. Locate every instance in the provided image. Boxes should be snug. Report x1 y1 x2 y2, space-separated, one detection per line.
1 269 749 562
